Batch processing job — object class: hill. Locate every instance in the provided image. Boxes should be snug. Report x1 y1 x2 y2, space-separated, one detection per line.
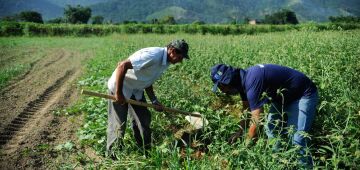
0 0 359 23
90 0 360 23
0 0 63 20
46 0 103 7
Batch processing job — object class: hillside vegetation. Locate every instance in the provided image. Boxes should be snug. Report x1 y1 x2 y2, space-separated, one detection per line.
1 0 359 23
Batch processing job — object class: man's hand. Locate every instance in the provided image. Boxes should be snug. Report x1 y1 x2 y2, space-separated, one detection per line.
152 99 164 112
145 85 163 112
247 124 257 139
115 92 126 105
247 108 261 139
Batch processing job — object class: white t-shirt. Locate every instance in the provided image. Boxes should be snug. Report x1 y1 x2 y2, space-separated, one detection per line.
108 47 169 100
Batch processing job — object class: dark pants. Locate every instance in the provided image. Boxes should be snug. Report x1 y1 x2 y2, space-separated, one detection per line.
107 92 151 151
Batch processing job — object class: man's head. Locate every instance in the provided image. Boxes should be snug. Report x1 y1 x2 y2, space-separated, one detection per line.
211 64 239 95
167 39 189 64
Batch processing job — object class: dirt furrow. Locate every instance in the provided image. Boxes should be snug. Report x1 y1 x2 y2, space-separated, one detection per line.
43 50 65 67
0 70 74 150
0 49 66 95
0 49 72 132
0 46 95 169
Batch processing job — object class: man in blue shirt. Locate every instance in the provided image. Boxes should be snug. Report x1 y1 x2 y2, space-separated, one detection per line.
211 64 318 167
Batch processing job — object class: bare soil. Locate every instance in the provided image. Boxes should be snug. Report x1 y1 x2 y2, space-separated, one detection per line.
0 48 100 169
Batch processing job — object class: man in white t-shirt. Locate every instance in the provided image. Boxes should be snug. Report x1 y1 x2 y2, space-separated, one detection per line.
107 39 189 154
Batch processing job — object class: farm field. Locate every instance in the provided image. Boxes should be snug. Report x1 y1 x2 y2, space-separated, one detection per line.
0 30 359 169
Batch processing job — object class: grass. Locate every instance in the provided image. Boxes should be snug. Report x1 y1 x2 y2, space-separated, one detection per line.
0 64 26 89
1 29 359 169
0 36 106 89
75 30 360 169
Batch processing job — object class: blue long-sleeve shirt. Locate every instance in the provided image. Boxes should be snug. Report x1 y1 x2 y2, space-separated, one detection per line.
239 64 317 111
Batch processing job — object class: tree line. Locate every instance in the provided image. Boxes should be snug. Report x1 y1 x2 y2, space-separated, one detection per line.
1 5 303 25
1 5 103 24
2 5 359 25
329 16 360 23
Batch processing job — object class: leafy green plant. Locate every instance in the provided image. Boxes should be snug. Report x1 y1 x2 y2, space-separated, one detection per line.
76 30 359 168
3 29 358 169
55 141 75 152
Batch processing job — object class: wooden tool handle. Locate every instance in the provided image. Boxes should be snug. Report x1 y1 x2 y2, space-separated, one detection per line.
81 90 115 100
81 90 201 117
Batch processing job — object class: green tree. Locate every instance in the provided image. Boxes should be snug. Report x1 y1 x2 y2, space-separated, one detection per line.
329 16 360 23
150 18 159 24
264 9 298 25
91 15 104 24
160 16 176 25
1 16 18 22
47 17 64 24
19 11 43 23
244 17 250 24
64 5 91 24
123 20 138 24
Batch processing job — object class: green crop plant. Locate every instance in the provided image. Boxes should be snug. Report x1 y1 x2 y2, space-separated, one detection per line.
74 29 360 169
2 28 358 169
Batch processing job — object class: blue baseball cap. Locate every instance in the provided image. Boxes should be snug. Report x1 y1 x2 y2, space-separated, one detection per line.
210 64 236 92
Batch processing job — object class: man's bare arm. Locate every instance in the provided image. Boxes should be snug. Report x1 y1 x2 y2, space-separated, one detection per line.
145 85 164 111
247 108 262 140
115 59 133 104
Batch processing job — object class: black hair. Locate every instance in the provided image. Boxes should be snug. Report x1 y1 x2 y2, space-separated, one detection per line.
167 44 182 54
166 43 174 49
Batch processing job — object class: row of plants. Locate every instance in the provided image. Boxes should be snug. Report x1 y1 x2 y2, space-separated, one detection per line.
74 30 360 168
1 21 360 37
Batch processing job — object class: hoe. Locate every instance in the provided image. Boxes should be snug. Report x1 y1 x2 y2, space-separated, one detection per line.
81 90 209 130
